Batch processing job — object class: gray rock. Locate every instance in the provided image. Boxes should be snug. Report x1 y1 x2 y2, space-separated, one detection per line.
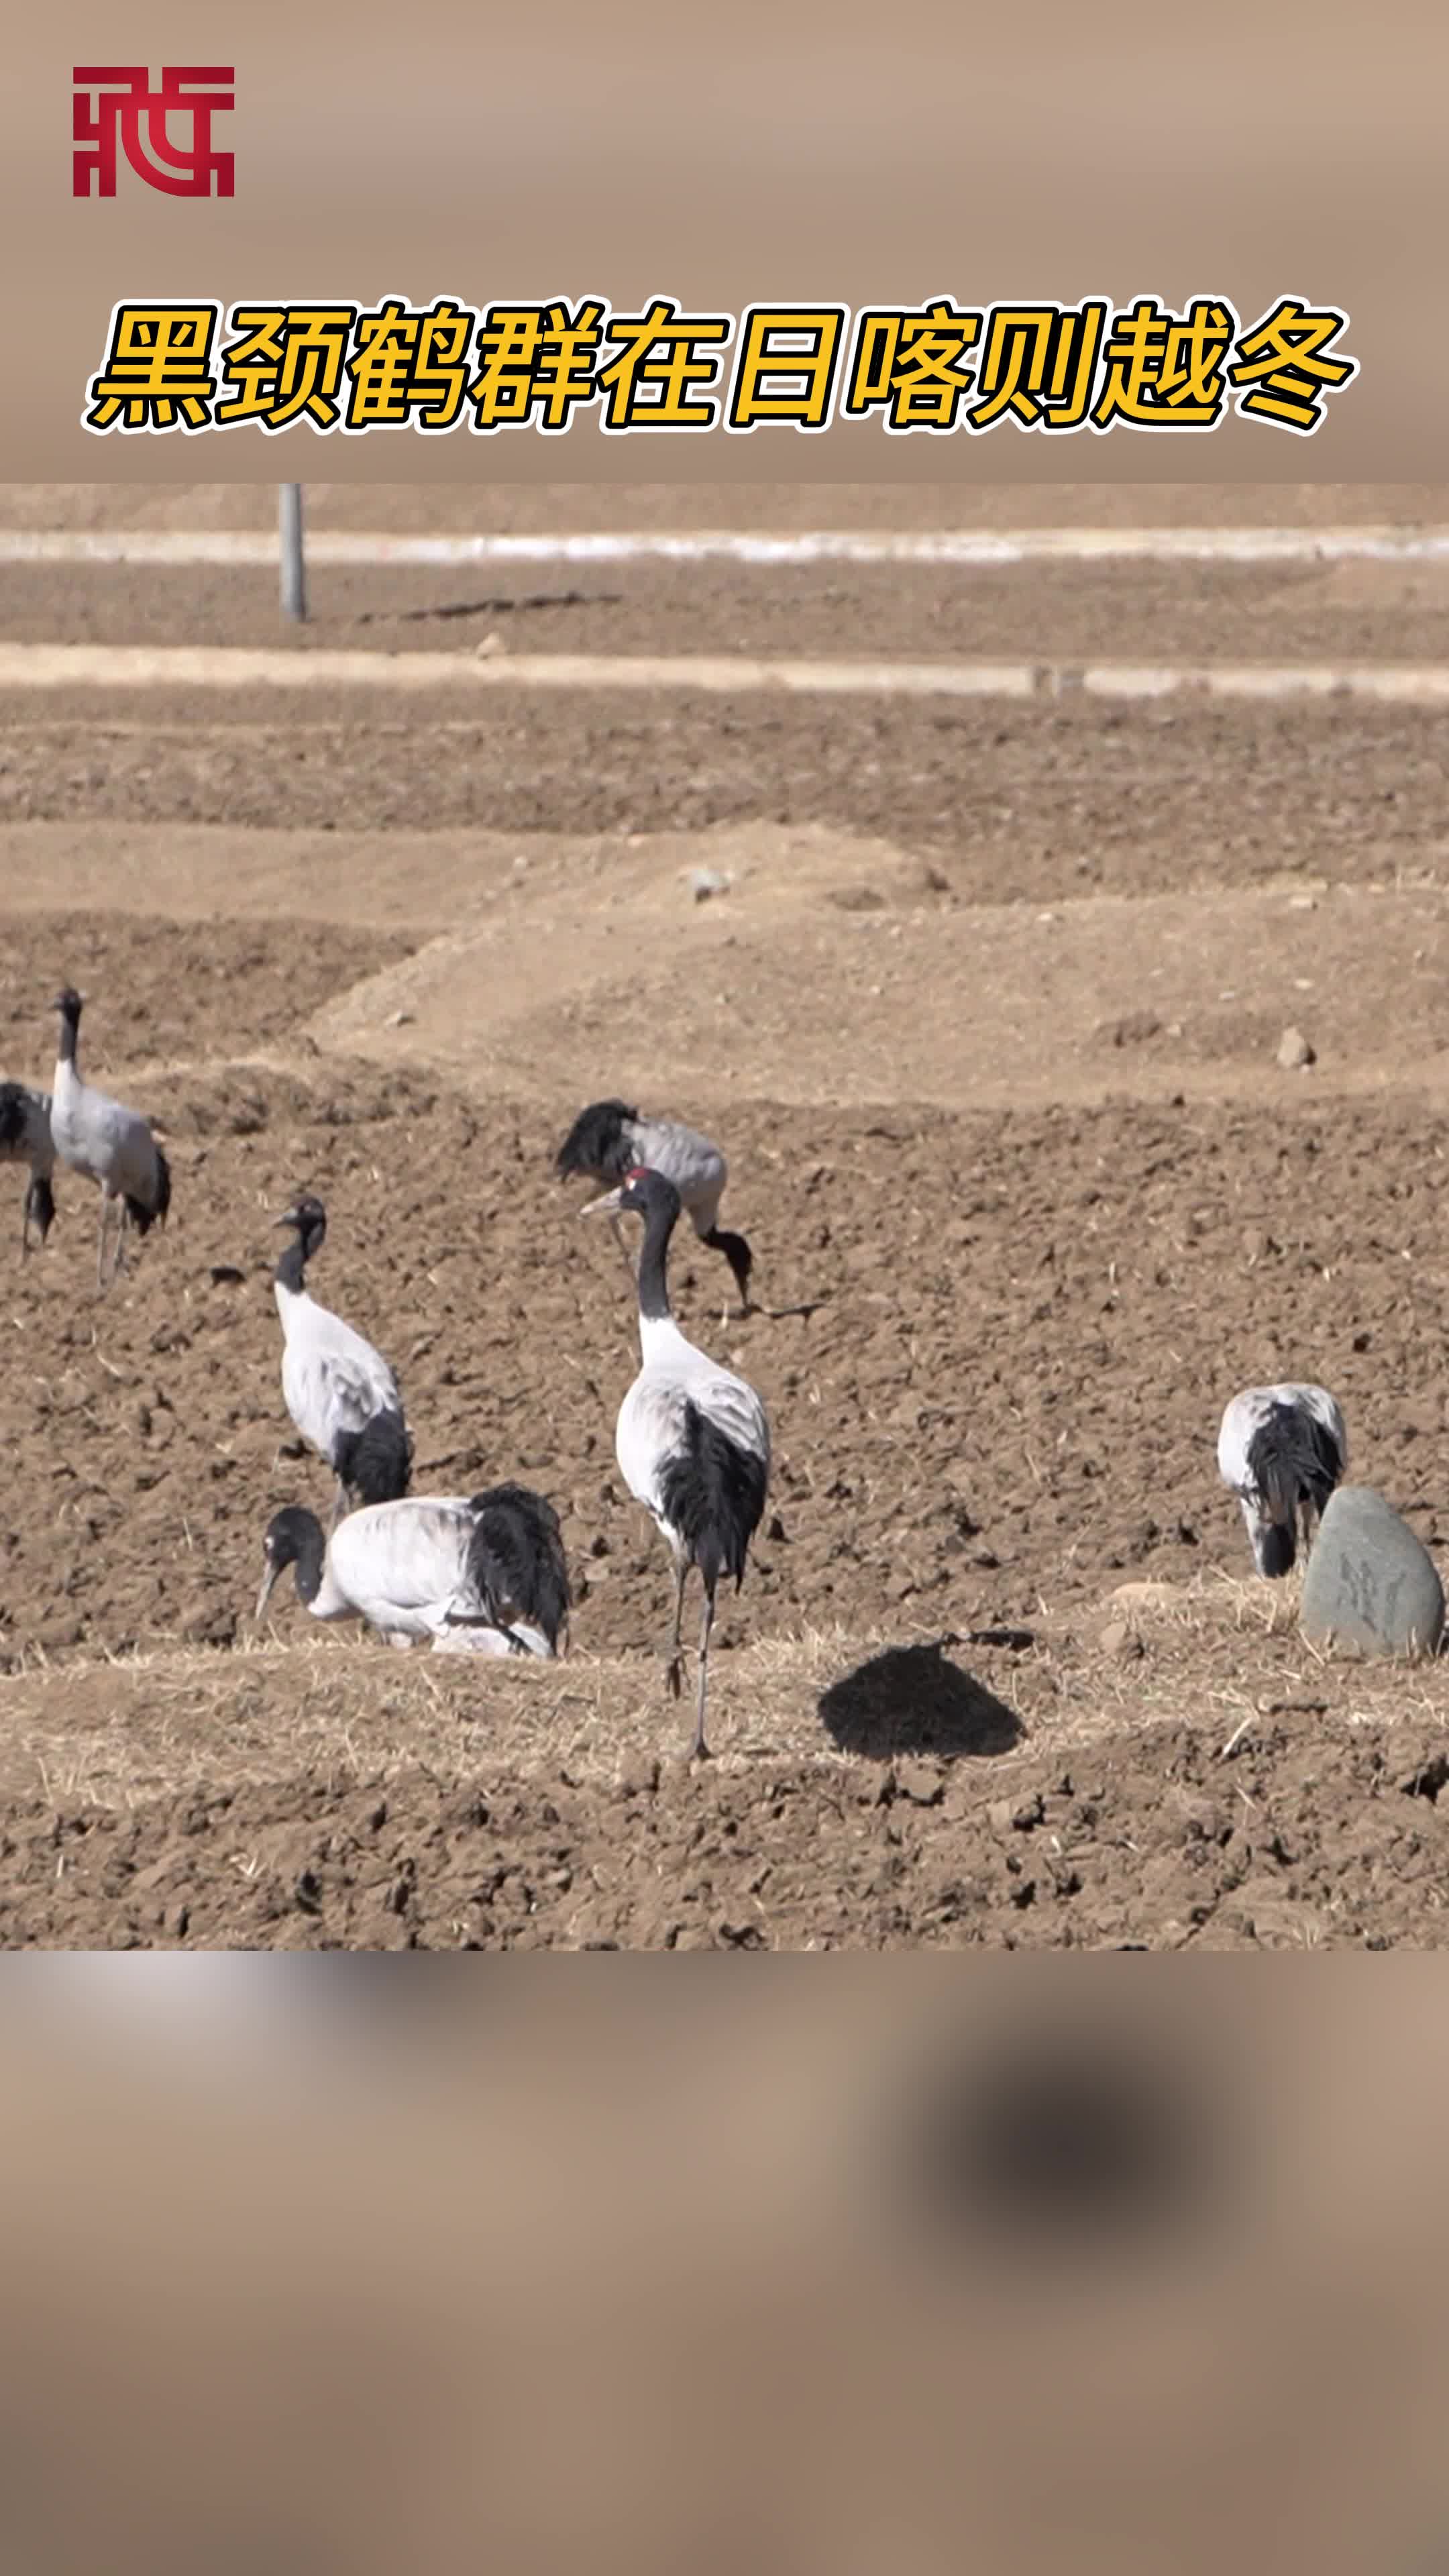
1301 1486 1444 1657
1277 1025 1316 1069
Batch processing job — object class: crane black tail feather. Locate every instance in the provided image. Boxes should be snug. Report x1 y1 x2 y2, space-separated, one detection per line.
1244 1401 1344 1577
659 1404 768 1593
0 1083 36 1154
124 1144 172 1237
464 1483 571 1652
334 1407 413 1507
555 1099 640 1181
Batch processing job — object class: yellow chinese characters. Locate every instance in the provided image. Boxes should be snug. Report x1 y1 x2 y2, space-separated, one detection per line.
1228 299 1358 435
215 307 356 432
468 303 606 434
728 309 847 431
843 302 983 433
82 293 1360 439
85 305 220 431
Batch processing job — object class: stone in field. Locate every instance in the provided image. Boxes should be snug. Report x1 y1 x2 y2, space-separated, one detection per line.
1301 1486 1444 1657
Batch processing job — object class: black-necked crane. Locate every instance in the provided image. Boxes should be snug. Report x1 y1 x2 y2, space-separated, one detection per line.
48 987 170 1290
0 1081 57 1256
1217 1382 1347 1576
557 1099 754 1315
255 1483 570 1654
273 1194 412 1531
582 1164 769 1759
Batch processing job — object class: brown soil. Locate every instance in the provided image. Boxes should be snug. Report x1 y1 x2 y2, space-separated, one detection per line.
4 486 1449 1946
14 1699 1449 1951
5 556 1449 665
1 693 1444 906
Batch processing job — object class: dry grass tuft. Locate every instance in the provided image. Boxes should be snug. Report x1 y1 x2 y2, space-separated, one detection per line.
2 1576 1447 1820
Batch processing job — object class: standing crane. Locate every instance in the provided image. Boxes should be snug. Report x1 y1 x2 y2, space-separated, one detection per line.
272 1194 412 1529
582 1164 769 1758
47 987 170 1290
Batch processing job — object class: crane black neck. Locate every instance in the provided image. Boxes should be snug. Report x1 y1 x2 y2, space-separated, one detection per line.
275 1239 309 1295
291 1512 325 1605
54 1014 79 1069
635 1194 678 1323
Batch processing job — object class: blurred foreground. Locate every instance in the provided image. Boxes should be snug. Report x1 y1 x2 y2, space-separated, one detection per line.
1 1972 1445 2572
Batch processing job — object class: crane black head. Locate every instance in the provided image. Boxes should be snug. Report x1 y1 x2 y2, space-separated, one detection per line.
256 1505 325 1619
274 1193 328 1263
50 986 83 1030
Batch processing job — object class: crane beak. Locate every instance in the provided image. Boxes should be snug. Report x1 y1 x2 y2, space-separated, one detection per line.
272 1209 301 1228
254 1560 281 1623
580 1186 625 1218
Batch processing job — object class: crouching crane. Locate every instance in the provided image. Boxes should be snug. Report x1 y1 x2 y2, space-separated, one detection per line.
583 1164 769 1758
273 1195 411 1530
1218 1382 1347 1576
255 1484 571 1655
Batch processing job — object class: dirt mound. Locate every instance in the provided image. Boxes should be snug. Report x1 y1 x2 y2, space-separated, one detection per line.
315 846 1449 1114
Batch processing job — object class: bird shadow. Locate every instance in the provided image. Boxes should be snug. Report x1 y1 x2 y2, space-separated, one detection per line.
819 1638 1026 1762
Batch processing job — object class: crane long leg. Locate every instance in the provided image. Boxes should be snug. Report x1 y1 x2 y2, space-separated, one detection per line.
328 1479 348 1536
95 1196 109 1294
664 1558 687 1698
690 1580 717 1761
718 1264 749 1330
610 1212 637 1289
111 1201 129 1285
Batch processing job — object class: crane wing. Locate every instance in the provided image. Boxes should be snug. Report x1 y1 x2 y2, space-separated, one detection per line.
284 1340 400 1462
51 1080 158 1193
328 1501 472 1620
630 1117 727 1210
617 1363 768 1517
